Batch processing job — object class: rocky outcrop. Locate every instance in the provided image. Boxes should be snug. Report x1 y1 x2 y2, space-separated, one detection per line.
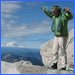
1 61 20 74
1 60 47 74
1 60 33 74
40 29 74 67
1 60 73 74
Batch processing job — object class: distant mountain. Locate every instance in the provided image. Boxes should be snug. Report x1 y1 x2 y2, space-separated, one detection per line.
2 41 24 48
2 53 44 66
1 47 44 66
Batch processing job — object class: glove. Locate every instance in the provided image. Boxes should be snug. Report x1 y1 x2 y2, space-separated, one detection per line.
64 8 70 12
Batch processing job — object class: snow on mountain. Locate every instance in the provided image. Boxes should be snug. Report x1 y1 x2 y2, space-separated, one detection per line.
2 42 24 48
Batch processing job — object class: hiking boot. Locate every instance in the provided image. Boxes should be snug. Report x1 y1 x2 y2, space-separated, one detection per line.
61 67 66 70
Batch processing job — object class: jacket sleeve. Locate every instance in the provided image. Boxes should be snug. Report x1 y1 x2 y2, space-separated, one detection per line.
42 7 53 19
63 11 73 20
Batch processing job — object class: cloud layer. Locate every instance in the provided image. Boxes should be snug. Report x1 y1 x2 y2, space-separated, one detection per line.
1 2 52 39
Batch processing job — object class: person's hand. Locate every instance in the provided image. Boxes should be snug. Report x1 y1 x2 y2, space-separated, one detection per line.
41 6 47 10
64 8 70 12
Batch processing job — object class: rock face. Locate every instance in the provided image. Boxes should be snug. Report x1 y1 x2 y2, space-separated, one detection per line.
1 60 47 74
1 61 20 74
40 29 74 67
1 60 33 74
1 60 73 74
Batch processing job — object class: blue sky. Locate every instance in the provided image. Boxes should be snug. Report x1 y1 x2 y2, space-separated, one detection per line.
1 1 74 48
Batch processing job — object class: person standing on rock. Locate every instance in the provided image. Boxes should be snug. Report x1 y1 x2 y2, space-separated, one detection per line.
41 6 73 70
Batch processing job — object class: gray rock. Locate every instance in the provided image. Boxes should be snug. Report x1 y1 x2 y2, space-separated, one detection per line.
1 60 74 74
1 60 32 74
1 61 20 74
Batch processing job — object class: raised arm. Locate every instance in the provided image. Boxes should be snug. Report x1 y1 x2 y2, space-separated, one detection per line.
41 6 53 19
63 8 73 20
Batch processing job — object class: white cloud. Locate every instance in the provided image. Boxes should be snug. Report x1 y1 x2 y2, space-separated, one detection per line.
1 2 52 42
1 2 22 13
1 1 22 22
5 42 18 47
1 2 22 34
2 20 51 38
1 1 23 38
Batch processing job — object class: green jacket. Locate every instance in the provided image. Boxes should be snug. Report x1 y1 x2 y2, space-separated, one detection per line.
42 8 73 37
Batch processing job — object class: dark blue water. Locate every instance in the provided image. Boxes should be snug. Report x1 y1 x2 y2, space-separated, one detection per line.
1 47 44 66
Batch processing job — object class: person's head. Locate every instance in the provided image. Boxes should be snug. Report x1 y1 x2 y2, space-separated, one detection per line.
52 6 61 16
